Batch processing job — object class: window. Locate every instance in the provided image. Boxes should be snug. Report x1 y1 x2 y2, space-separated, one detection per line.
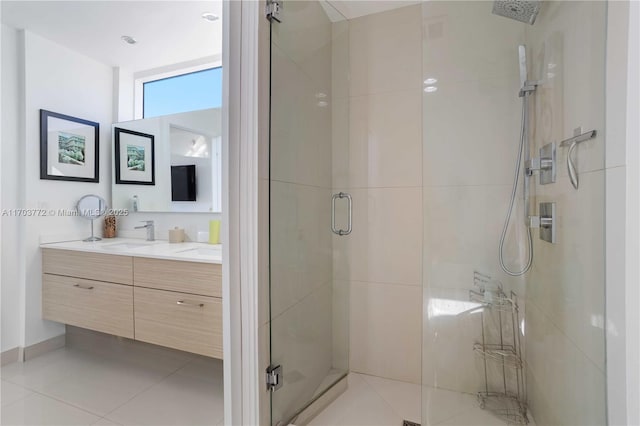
142 67 222 118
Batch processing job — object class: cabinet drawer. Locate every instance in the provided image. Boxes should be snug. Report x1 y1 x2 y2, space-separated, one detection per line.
43 249 133 285
42 274 134 338
134 287 222 358
133 257 221 297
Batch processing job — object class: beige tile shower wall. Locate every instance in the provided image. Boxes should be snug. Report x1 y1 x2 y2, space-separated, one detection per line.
333 5 424 384
524 2 607 425
421 1 526 394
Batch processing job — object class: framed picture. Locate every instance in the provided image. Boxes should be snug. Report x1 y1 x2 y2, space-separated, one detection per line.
114 127 155 185
40 109 99 182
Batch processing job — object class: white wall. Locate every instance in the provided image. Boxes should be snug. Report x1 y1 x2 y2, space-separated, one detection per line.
1 24 23 352
1 8 3 355
624 5 640 424
606 1 640 425
23 30 114 346
113 67 134 123
0 26 114 349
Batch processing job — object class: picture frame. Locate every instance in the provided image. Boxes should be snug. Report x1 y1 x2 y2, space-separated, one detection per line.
40 109 100 182
114 127 155 185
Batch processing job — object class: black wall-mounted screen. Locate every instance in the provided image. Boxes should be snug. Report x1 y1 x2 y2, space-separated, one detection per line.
171 165 196 201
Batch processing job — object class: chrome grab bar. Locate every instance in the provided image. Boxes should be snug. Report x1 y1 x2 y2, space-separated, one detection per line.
331 192 352 236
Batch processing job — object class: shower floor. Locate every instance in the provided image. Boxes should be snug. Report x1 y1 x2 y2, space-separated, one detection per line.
308 373 536 426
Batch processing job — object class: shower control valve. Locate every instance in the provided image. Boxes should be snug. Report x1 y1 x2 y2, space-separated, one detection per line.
525 142 556 184
528 215 552 228
525 157 553 176
528 202 556 244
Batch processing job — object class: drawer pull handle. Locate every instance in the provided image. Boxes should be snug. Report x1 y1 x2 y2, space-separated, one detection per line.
177 300 204 308
74 284 94 290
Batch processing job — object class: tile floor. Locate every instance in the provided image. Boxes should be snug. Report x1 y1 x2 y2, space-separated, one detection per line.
308 373 536 426
1 346 224 426
1 347 535 426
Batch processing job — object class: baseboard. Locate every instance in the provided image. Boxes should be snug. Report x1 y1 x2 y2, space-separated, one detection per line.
24 334 65 361
1 334 66 365
290 374 348 426
0 347 20 366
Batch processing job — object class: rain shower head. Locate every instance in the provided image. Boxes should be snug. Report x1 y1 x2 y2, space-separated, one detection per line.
492 0 540 25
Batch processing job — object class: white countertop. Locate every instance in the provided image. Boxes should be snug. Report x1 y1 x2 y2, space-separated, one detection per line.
40 238 222 264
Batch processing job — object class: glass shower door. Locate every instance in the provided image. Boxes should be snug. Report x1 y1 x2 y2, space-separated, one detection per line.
421 1 607 425
268 1 349 425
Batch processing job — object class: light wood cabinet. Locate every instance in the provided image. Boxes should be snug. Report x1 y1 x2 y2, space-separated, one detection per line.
134 287 222 358
43 248 133 285
134 257 221 297
43 274 134 338
41 250 222 359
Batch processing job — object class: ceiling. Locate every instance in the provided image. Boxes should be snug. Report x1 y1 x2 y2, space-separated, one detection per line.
1 0 417 73
326 0 422 20
1 1 222 73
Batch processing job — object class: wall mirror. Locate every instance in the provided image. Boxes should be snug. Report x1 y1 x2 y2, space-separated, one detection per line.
111 108 221 213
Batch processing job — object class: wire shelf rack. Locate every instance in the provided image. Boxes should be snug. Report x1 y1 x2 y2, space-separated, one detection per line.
471 271 528 425
473 343 523 369
469 289 517 313
477 392 529 425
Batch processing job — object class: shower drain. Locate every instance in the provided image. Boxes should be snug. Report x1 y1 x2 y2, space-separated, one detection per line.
402 421 420 426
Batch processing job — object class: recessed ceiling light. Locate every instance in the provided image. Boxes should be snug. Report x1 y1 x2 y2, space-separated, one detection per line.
202 12 219 21
121 35 137 45
424 86 438 93
424 78 438 85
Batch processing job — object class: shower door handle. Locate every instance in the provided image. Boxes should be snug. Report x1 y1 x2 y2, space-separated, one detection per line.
331 192 352 236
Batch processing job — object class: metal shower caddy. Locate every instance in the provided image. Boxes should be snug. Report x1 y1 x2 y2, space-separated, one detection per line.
469 271 528 425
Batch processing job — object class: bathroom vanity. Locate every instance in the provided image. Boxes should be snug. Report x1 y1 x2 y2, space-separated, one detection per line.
40 239 222 359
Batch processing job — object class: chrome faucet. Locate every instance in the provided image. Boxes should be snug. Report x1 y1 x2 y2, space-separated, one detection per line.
135 220 155 241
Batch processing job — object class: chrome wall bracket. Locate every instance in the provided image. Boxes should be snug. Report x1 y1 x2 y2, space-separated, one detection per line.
529 202 556 243
266 0 282 22
525 142 556 185
518 80 541 97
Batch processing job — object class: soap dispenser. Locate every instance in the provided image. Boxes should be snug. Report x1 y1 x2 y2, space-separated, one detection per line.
132 195 139 212
169 227 185 243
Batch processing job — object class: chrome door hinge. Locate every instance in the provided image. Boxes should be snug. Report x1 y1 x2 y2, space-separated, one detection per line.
266 365 283 392
266 0 282 22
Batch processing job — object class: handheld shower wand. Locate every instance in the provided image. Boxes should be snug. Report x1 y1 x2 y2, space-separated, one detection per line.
498 45 535 277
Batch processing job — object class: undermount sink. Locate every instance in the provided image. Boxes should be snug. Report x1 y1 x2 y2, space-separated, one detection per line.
176 247 220 256
102 242 153 250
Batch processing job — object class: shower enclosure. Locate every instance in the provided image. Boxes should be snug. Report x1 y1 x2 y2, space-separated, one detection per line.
267 0 608 425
